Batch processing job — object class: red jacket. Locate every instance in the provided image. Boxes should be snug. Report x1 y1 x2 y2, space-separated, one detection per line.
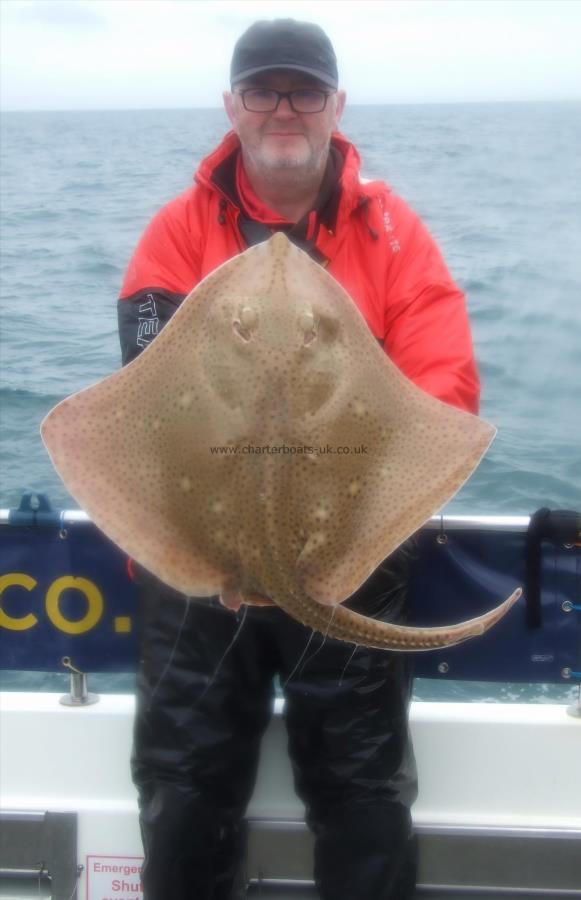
120 131 480 413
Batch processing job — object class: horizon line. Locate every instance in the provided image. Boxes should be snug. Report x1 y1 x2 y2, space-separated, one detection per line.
2 97 580 115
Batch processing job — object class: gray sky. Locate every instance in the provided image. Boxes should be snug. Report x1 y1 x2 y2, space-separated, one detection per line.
1 0 580 111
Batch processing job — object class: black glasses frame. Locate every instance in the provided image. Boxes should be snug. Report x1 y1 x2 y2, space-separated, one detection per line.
233 88 334 114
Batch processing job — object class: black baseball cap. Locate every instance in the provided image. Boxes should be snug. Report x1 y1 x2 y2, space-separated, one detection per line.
230 19 338 90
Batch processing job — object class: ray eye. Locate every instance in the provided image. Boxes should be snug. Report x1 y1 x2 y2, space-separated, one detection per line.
240 306 257 328
233 305 257 342
300 310 317 345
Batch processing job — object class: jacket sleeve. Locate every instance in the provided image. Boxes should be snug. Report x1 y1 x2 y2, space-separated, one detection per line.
117 193 202 365
382 196 480 414
117 291 185 365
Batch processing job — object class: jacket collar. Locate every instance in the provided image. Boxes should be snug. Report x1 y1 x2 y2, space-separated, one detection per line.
194 129 365 218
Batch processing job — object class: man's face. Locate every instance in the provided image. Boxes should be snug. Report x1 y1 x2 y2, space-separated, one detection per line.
223 71 346 180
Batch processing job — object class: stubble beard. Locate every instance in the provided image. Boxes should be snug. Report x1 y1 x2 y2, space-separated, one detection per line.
243 137 329 188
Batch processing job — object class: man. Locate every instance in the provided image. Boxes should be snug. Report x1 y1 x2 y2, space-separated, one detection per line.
118 19 480 900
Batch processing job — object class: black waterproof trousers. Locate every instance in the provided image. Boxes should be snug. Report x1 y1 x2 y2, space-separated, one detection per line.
131 546 418 900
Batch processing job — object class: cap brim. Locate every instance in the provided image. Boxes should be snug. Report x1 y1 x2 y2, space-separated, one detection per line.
231 64 337 90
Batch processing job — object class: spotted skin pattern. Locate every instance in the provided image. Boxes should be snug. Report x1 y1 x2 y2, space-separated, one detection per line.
41 234 521 650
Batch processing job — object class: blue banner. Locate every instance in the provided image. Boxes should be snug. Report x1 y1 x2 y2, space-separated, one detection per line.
409 528 580 683
0 523 138 672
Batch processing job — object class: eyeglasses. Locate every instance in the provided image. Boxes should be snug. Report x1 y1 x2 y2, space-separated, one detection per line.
234 88 334 114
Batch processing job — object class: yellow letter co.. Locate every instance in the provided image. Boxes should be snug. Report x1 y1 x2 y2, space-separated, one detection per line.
0 574 104 634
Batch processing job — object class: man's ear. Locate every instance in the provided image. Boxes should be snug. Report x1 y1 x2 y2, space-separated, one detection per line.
333 90 347 130
223 91 237 129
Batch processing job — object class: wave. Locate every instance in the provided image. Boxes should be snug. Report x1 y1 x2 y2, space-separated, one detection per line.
0 385 65 407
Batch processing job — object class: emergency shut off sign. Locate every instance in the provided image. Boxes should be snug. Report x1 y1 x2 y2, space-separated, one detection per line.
86 856 143 900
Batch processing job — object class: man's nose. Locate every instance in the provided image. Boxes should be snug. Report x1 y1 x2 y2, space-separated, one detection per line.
273 96 296 117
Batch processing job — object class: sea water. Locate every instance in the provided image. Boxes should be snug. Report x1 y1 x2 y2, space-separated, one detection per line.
1 102 580 698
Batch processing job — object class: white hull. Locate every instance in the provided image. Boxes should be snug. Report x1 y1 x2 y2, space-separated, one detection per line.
1 691 580 897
